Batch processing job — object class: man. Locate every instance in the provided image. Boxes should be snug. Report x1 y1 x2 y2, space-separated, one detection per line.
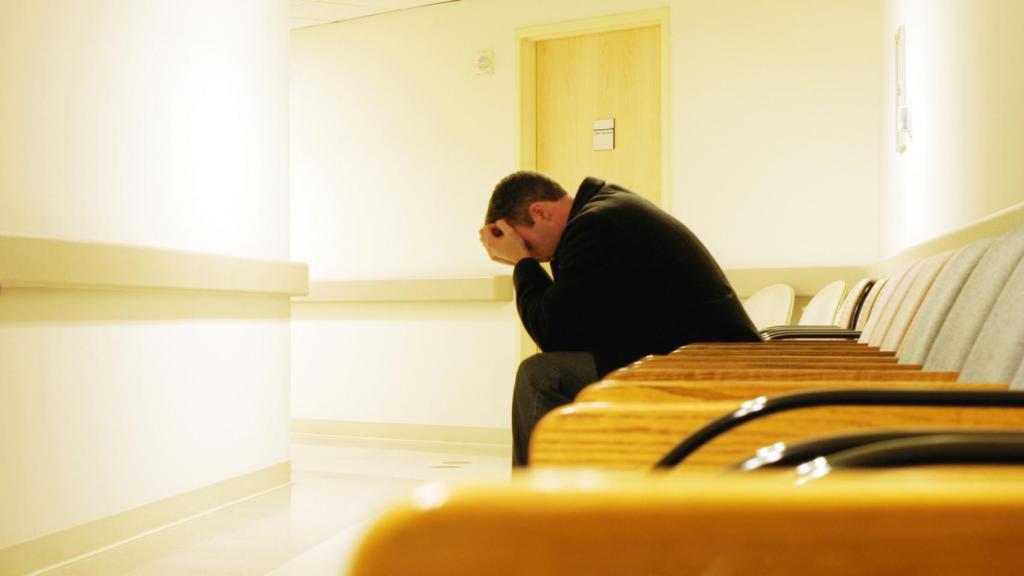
480 172 760 466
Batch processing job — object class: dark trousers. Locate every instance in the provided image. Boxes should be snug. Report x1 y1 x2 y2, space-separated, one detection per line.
512 352 599 466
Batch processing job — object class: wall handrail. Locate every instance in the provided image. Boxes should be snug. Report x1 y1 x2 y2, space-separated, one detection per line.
0 233 308 296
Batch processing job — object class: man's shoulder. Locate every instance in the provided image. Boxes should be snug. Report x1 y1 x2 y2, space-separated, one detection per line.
574 183 663 227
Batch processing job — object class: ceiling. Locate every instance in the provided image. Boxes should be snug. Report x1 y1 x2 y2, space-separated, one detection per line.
289 0 455 29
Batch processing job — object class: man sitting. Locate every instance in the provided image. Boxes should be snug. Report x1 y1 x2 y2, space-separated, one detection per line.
480 171 761 466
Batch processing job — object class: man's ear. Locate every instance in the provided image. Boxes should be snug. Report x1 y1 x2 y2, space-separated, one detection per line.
528 202 551 222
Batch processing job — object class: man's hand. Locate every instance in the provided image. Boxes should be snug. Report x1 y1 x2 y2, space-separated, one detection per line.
479 220 530 265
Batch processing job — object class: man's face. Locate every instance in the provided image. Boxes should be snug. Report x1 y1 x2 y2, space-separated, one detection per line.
510 218 560 262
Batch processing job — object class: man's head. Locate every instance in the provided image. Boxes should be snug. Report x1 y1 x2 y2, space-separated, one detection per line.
485 171 573 262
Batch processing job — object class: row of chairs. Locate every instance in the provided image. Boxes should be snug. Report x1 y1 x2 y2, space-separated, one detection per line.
742 279 852 330
347 225 1024 575
529 225 1024 467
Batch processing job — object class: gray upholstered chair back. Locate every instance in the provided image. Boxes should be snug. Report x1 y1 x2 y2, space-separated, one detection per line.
865 259 927 347
958 253 1024 383
898 238 994 364
858 269 911 344
879 250 954 352
923 227 1024 373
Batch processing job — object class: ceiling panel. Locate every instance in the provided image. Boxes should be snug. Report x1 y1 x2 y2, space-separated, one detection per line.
289 0 455 29
320 0 443 7
289 2 379 22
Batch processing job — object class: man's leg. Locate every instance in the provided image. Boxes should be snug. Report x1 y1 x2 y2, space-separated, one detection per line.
512 352 599 467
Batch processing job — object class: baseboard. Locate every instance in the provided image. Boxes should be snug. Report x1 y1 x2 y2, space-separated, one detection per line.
0 461 290 576
292 418 511 447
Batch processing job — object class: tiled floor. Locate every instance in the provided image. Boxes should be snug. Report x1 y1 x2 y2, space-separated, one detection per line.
39 437 512 575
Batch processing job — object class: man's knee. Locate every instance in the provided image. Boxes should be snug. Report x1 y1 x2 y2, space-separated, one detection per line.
514 353 557 396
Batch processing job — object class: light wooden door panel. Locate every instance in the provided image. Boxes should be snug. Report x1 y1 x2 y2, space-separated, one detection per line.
536 25 661 206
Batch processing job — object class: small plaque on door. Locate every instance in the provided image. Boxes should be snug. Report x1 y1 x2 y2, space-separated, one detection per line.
593 118 615 151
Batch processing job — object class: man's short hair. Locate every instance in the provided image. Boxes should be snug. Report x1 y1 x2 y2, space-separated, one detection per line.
485 171 568 226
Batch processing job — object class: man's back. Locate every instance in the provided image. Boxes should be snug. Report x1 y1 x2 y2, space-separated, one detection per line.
515 177 760 375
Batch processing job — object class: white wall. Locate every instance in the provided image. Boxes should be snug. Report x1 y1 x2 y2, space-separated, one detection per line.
292 302 519 429
0 0 290 260
881 0 1024 257
674 0 883 267
289 0 883 429
291 0 883 275
0 0 292 550
0 291 291 549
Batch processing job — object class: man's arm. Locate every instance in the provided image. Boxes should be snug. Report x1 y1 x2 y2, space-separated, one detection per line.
512 216 618 353
479 215 619 353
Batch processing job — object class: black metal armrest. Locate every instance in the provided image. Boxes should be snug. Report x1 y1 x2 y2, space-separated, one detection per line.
735 430 945 471
759 325 861 341
821 432 1024 469
654 389 1024 469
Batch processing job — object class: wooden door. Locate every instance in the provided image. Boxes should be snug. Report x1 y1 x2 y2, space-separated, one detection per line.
535 26 661 206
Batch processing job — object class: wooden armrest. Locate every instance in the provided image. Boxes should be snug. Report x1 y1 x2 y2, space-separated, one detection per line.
680 341 869 349
350 470 1024 576
625 357 902 371
610 368 951 381
578 379 1006 403
530 399 1024 469
642 354 900 363
667 344 892 354
621 359 907 372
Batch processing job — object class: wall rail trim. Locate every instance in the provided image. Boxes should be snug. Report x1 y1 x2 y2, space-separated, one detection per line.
294 276 513 303
873 200 1024 277
0 233 308 296
726 201 1024 297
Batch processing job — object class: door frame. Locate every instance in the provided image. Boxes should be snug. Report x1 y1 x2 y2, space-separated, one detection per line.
516 8 672 212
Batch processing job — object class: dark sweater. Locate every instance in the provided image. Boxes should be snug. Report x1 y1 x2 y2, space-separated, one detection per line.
513 177 761 376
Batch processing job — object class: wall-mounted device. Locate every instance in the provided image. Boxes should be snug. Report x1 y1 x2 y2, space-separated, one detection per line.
895 26 911 153
475 50 494 76
593 118 615 151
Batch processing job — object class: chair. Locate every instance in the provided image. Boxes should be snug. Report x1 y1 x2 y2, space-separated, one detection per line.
797 280 847 325
742 283 794 330
897 238 995 364
833 277 873 329
855 277 889 331
758 279 862 340
924 226 1024 372
349 469 1024 576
